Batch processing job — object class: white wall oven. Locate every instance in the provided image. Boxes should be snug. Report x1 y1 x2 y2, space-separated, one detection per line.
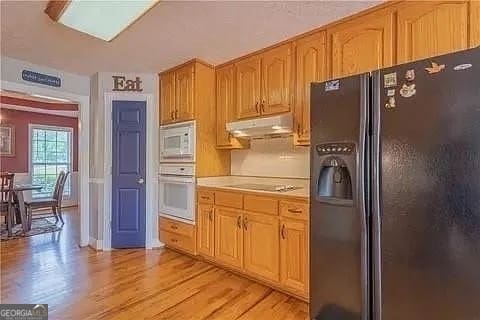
160 121 195 162
158 164 195 223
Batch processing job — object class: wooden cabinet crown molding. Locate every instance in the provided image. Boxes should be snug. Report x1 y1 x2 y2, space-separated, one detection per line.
215 1 403 69
159 58 214 76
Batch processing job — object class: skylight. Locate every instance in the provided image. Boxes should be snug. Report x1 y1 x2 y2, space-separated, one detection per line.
46 0 159 42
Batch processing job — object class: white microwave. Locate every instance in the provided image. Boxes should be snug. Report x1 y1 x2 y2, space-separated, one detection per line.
160 121 195 162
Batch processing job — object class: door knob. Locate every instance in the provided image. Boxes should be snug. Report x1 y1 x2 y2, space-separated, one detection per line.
137 178 145 184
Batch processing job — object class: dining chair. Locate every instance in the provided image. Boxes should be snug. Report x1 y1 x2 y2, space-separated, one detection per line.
1 173 15 236
25 171 70 228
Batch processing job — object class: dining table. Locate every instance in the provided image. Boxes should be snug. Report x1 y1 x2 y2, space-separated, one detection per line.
13 184 42 232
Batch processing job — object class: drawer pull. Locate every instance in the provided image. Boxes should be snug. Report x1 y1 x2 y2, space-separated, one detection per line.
171 238 178 243
170 225 178 230
209 210 213 221
287 208 303 214
201 196 210 200
237 216 242 229
243 217 248 231
281 224 286 239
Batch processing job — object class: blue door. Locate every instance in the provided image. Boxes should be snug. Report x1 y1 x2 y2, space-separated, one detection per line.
111 100 146 248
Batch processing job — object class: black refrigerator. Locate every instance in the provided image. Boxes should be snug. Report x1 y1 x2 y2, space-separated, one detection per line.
310 47 480 320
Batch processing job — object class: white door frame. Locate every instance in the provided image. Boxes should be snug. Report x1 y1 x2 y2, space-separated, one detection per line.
1 80 90 246
103 92 157 250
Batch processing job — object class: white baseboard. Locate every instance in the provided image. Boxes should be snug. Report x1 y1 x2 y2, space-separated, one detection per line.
151 238 164 249
89 236 102 250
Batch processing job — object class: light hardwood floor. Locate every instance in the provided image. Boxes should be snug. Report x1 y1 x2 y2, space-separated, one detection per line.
1 209 309 319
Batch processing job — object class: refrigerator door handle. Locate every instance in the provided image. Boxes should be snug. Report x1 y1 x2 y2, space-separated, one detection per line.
358 73 371 320
372 70 383 320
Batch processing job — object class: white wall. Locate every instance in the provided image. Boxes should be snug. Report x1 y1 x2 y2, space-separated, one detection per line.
231 136 310 178
1 56 90 96
89 72 159 248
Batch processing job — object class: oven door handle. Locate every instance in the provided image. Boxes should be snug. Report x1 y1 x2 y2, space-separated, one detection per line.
158 176 195 183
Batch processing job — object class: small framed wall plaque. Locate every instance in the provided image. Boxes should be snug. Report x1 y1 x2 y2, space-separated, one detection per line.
0 124 15 156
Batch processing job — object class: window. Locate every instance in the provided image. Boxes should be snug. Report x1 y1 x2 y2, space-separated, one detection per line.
30 125 72 199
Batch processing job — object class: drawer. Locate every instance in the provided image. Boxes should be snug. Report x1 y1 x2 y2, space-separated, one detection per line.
244 195 278 215
159 217 195 237
215 191 243 209
279 200 309 220
160 230 195 254
197 190 214 204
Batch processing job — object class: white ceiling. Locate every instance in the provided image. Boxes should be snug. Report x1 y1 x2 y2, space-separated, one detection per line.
1 1 381 76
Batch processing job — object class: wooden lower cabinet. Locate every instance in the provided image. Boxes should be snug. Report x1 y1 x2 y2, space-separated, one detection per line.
196 188 309 299
159 217 196 255
214 207 243 269
280 218 309 295
197 203 215 258
243 213 280 282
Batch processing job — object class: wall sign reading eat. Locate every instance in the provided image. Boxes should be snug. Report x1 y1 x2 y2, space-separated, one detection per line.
112 76 143 92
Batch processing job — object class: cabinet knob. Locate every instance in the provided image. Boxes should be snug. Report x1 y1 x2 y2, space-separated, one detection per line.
255 102 259 113
237 216 242 229
243 217 248 231
281 224 286 239
261 100 265 113
170 111 174 120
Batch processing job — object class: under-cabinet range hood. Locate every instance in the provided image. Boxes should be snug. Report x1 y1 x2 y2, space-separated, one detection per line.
226 113 293 138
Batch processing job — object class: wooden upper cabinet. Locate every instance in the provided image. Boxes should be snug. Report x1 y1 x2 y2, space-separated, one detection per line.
397 1 469 64
214 208 243 269
216 65 235 147
280 218 308 295
236 55 262 119
294 31 326 146
243 213 280 282
175 64 195 121
215 65 248 149
160 72 176 125
329 10 394 78
197 203 215 258
471 0 480 47
261 43 293 115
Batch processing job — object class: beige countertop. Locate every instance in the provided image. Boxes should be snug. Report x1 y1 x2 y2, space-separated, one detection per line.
196 176 310 199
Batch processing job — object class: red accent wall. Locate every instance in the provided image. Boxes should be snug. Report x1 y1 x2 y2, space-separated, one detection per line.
0 109 78 173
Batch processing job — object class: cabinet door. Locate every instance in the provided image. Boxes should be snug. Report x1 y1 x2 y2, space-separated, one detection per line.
471 1 480 47
294 32 326 146
329 10 394 78
243 213 280 282
197 204 215 258
235 55 261 119
216 65 235 147
214 208 243 269
397 1 469 64
280 218 308 295
175 64 195 121
261 43 292 115
160 72 175 124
